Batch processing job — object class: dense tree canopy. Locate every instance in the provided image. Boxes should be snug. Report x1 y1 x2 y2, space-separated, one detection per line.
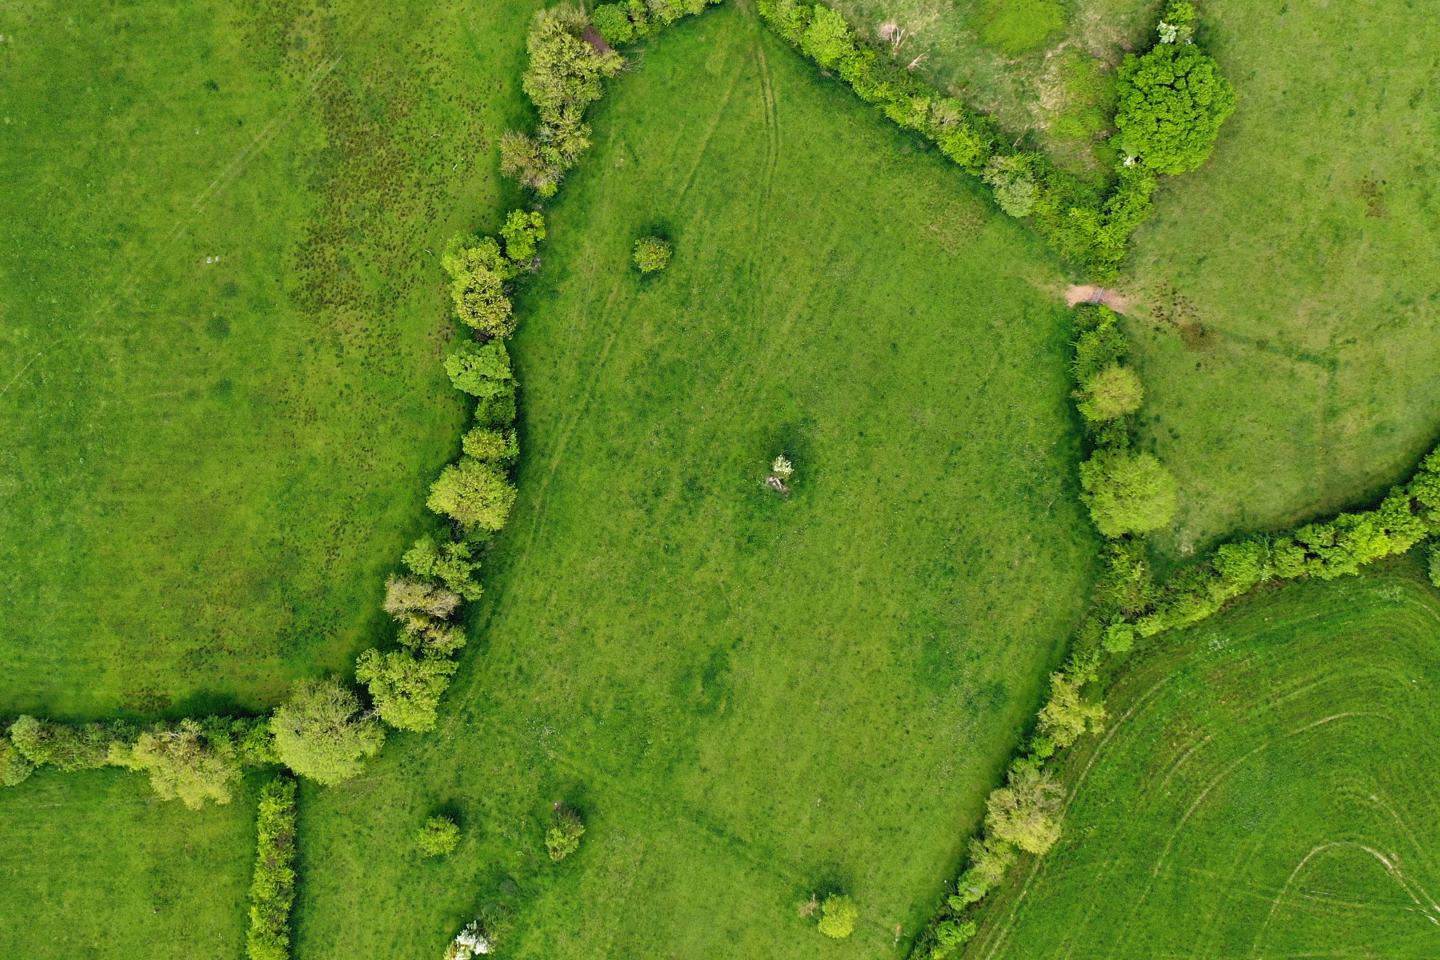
128 719 242 809
427 458 518 533
1079 449 1179 537
1115 42 1235 175
270 679 385 785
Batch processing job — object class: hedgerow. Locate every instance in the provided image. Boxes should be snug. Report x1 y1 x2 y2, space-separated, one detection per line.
247 776 298 960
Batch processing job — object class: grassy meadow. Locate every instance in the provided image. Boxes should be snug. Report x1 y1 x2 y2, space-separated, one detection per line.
292 6 1097 957
1120 0 1440 559
0 0 542 718
968 557 1440 959
0 770 258 959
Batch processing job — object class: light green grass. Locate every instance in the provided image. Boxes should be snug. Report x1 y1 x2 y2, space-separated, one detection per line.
0 770 258 959
292 6 1096 958
0 0 543 718
1121 0 1440 558
967 557 1440 958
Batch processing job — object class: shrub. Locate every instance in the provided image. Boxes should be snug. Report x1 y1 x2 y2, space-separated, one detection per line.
7 716 133 772
1114 43 1235 175
442 237 517 337
129 718 243 809
1071 305 1127 381
801 5 855 69
270 679 385 785
930 918 978 958
404 536 484 602
591 3 636 45
984 765 1064 855
428 458 518 533
355 649 458 733
982 154 1040 218
951 836 1016 906
545 804 586 861
817 893 858 939
473 381 519 430
1076 363 1143 421
416 815 461 858
247 776 297 960
1079 449 1179 537
463 426 519 464
500 209 546 263
757 0 814 45
445 340 515 399
1094 538 1156 615
1035 672 1105 749
522 7 623 122
1102 621 1136 654
499 129 564 197
384 575 462 621
0 736 34 787
632 235 672 273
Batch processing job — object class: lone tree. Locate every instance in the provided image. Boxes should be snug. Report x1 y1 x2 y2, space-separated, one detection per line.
270 679 385 785
545 803 586 862
817 893 858 939
632 236 672 273
1079 449 1179 537
416 815 461 858
1114 41 1235 174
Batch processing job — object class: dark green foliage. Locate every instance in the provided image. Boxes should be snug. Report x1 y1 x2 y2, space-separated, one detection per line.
427 458 518 533
403 535 485 601
270 679 385 786
416 815 461 857
355 648 458 733
0 736 34 787
445 340 515 398
1114 43 1235 175
1079 449 1179 537
982 153 1041 218
545 804 586 861
473 381 519 429
247 776 297 960
1071 305 1128 381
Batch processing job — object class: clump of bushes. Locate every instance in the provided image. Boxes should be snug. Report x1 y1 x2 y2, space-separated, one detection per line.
816 893 858 939
545 803 586 861
124 718 243 809
270 679 385 786
0 735 34 787
632 235 672 273
247 776 298 960
417 815 461 858
1079 448 1179 537
355 649 458 733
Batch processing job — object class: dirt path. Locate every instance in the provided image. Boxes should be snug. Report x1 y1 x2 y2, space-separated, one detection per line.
1066 284 1132 312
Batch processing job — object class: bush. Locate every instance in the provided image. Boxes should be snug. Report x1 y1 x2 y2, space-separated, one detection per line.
1114 43 1235 174
1430 543 1440 589
1071 305 1128 381
951 836 1016 906
632 235 672 273
591 3 635 45
500 209 546 263
1034 672 1105 750
545 804 586 861
982 154 1040 218
129 718 243 809
7 716 133 772
801 4 856 69
270 679 385 785
428 458 518 533
1076 363 1143 421
930 918 978 958
1102 621 1136 654
445 340 515 398
247 776 297 960
1079 449 1179 537
442 237 517 337
0 736 34 787
416 815 461 858
355 649 458 733
984 765 1064 855
522 6 623 122
817 893 858 939
403 536 484 602
463 426 519 464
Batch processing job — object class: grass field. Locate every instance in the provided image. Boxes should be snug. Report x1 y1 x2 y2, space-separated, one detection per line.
0 0 542 718
290 6 1097 957
967 557 1440 959
1120 0 1440 558
0 770 258 959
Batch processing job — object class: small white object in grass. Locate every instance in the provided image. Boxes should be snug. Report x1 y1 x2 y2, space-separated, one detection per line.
771 454 794 480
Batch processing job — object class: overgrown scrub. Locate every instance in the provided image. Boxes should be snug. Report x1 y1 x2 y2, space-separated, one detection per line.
545 804 586 862
247 776 298 960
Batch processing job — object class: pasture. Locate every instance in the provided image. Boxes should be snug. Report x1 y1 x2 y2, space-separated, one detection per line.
968 557 1440 959
291 6 1097 957
0 0 541 718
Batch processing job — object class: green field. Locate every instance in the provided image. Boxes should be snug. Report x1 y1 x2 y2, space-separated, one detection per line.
0 770 257 959
0 0 541 718
968 558 1440 959
291 6 1097 957
1121 0 1440 558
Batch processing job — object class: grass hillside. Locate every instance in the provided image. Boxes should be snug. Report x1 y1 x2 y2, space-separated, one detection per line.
0 0 540 718
0 771 258 959
969 558 1440 959
292 6 1096 957
1122 0 1440 558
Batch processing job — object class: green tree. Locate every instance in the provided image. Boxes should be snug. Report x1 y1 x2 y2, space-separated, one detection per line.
442 237 517 337
522 7 623 122
545 804 586 861
416 815 461 858
355 649 458 733
383 575 461 621
632 235 672 273
801 4 855 69
403 536 484 601
1076 363 1144 421
591 3 636 45
270 679 385 785
951 836 1016 905
982 154 1040 218
817 893 858 939
499 209 546 263
128 718 243 809
1079 449 1179 537
0 737 34 787
984 765 1064 855
445 340 515 398
1114 43 1235 174
428 458 518 533
7 716 132 772
1035 672 1105 749
462 426 519 464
